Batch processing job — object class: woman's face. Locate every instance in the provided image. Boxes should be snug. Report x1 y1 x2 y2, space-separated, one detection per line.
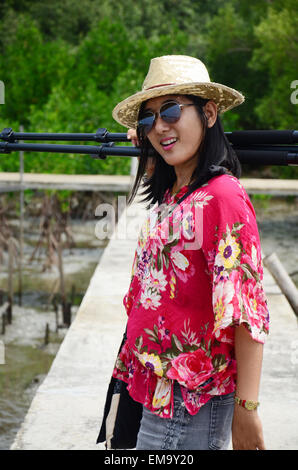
144 94 216 172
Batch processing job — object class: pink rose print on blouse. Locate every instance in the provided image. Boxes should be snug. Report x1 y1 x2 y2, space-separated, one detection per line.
166 349 214 390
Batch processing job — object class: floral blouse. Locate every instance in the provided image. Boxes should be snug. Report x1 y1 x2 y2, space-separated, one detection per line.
113 174 269 418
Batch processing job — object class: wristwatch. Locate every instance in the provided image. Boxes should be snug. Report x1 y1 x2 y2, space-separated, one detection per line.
234 396 260 410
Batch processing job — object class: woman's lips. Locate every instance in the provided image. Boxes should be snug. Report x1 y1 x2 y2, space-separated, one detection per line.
160 137 177 151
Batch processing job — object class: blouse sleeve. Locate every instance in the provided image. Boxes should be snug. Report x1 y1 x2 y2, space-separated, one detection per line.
201 177 270 343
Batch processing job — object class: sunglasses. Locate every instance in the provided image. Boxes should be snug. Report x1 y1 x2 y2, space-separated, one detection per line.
137 100 194 136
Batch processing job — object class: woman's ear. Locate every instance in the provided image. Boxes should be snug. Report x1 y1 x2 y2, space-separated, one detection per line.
203 100 218 128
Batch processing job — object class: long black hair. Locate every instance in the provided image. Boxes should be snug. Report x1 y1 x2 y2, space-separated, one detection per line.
128 95 241 206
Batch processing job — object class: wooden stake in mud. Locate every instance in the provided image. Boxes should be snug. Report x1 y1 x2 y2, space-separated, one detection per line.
0 301 8 333
18 124 24 306
7 237 14 324
30 193 75 328
1 313 5 335
56 238 66 317
44 322 50 345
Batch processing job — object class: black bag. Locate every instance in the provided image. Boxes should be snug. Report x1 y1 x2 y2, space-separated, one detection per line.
96 331 143 449
97 188 198 449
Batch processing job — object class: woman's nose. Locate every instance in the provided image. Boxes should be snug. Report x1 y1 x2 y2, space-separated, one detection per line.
154 115 171 133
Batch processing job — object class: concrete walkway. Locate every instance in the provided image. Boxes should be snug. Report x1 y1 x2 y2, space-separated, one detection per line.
11 195 298 450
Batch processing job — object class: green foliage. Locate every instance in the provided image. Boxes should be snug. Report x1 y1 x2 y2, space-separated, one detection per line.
248 0 298 179
0 16 189 175
0 0 297 180
0 14 70 125
250 2 298 130
203 2 268 129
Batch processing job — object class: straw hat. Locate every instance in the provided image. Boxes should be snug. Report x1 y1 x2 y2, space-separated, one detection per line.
112 55 245 129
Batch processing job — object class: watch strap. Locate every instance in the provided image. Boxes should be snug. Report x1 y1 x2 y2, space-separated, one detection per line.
234 396 260 410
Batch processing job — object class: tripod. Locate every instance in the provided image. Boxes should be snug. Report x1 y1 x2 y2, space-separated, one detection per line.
0 127 297 165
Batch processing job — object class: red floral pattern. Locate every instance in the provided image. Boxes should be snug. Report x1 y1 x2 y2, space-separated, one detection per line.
113 175 269 418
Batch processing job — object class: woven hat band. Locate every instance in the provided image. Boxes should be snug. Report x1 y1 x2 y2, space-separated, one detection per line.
145 83 175 90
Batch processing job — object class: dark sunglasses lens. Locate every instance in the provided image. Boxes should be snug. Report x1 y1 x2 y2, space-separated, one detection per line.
138 102 181 135
138 113 155 135
160 102 181 123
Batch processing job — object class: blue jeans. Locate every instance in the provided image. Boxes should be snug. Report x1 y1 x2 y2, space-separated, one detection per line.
136 383 234 450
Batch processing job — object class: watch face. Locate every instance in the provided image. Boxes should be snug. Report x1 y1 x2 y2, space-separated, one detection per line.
246 401 256 410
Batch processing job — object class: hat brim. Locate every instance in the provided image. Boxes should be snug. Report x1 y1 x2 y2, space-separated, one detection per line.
112 82 245 129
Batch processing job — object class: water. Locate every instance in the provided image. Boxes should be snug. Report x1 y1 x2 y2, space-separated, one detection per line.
0 218 107 450
0 342 56 450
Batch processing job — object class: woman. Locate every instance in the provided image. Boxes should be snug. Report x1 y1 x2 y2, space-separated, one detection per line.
111 55 269 450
